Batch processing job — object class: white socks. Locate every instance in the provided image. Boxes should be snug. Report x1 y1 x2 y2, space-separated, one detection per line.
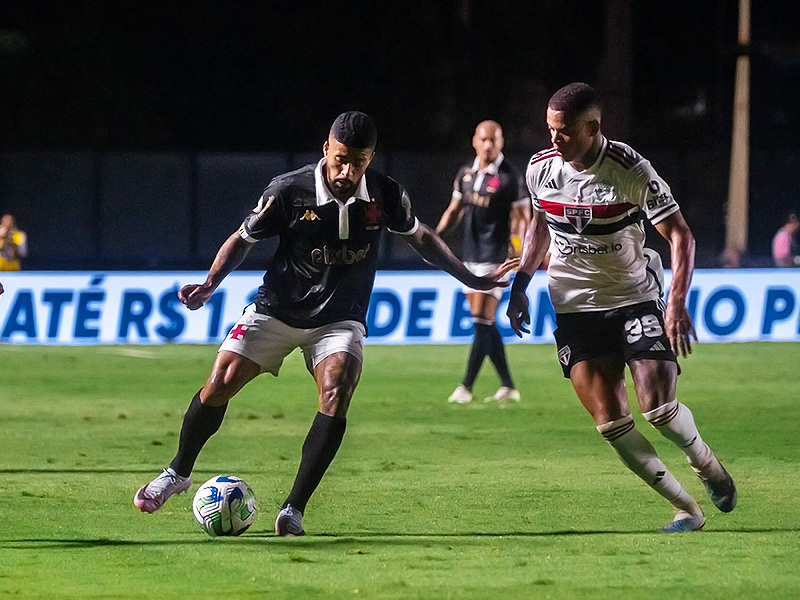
597 416 696 511
643 400 714 470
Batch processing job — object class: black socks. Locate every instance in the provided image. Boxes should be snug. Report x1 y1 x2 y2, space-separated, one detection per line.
463 322 514 389
486 322 514 388
169 391 228 477
283 412 347 514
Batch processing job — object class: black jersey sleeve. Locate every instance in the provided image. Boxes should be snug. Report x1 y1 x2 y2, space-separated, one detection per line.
452 165 470 199
383 176 418 234
239 180 289 242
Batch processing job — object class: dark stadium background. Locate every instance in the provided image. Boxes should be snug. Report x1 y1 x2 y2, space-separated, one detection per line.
1 1 798 269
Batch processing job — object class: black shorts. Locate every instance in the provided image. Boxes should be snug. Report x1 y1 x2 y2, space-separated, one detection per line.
553 300 677 378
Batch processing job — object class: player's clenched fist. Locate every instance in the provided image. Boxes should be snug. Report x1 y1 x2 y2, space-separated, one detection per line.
178 283 214 310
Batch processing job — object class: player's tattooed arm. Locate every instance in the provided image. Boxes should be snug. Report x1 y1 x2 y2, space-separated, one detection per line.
405 222 517 290
178 232 254 310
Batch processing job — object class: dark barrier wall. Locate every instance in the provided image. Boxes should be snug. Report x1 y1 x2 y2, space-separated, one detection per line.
0 148 784 270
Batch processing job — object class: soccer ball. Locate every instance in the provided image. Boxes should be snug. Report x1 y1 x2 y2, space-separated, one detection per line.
192 475 257 536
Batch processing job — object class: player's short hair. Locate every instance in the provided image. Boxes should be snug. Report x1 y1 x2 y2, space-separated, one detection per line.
330 111 377 149
548 83 602 117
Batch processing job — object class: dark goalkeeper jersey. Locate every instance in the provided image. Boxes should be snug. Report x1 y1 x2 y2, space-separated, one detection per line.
452 154 529 263
239 160 418 329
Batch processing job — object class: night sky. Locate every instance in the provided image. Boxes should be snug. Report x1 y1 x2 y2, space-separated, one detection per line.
6 0 797 153
1 1 799 261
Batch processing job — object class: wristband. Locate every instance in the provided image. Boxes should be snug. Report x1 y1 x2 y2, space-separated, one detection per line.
510 271 532 296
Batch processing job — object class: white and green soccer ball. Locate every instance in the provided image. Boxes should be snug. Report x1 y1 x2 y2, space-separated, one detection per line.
192 475 257 536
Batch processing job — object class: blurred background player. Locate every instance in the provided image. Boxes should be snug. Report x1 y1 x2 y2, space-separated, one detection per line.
436 120 531 405
507 83 736 533
133 111 516 536
0 214 28 271
771 211 800 267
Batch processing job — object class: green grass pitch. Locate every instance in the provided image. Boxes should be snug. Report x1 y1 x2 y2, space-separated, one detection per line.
0 342 799 599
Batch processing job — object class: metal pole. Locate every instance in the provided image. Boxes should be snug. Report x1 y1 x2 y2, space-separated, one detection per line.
726 0 751 257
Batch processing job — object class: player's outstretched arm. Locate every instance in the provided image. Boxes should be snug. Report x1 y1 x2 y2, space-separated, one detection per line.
654 210 697 358
435 195 464 237
178 232 254 310
507 210 549 337
404 222 517 290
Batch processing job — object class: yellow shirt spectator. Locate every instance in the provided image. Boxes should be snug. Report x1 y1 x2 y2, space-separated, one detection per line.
0 214 28 271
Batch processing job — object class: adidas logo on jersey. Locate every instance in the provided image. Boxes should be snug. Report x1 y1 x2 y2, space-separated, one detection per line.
544 178 559 190
649 341 666 352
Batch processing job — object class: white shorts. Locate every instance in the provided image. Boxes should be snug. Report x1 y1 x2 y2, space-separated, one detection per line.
218 304 365 376
462 262 509 300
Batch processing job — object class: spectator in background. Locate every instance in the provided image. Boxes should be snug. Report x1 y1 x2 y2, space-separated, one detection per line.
0 214 28 271
772 212 800 267
436 120 531 405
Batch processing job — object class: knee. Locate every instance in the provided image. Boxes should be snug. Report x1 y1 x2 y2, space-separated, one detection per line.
202 358 257 405
201 382 235 406
319 383 355 417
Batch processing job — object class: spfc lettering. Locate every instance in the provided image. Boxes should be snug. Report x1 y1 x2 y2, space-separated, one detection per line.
565 206 592 232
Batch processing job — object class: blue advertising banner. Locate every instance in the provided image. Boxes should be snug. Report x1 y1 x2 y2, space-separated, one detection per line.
0 270 799 344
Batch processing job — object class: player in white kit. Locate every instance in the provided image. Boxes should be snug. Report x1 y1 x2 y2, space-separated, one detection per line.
507 83 736 533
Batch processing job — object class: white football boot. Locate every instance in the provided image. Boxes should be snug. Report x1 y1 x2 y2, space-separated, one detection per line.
447 384 473 404
484 386 521 404
661 503 706 533
134 468 191 514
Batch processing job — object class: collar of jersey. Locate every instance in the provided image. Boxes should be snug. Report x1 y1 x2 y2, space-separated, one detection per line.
314 159 372 206
471 152 504 175
561 137 609 177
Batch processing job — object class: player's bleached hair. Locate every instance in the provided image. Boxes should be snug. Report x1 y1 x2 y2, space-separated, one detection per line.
330 111 378 149
548 83 602 117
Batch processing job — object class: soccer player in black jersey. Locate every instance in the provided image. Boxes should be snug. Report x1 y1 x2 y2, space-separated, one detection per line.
134 111 516 535
436 120 531 405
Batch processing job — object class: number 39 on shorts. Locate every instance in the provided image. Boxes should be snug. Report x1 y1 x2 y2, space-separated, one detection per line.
625 314 663 343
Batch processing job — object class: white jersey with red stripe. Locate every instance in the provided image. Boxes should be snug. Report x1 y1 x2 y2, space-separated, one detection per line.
526 137 680 313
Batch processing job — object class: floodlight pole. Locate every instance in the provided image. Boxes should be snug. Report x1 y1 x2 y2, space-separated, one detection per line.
726 0 751 257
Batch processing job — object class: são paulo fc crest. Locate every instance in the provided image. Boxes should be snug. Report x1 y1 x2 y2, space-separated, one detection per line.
565 206 592 233
557 345 571 366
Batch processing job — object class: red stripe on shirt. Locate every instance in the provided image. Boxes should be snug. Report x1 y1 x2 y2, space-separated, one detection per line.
529 149 559 165
538 199 637 218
